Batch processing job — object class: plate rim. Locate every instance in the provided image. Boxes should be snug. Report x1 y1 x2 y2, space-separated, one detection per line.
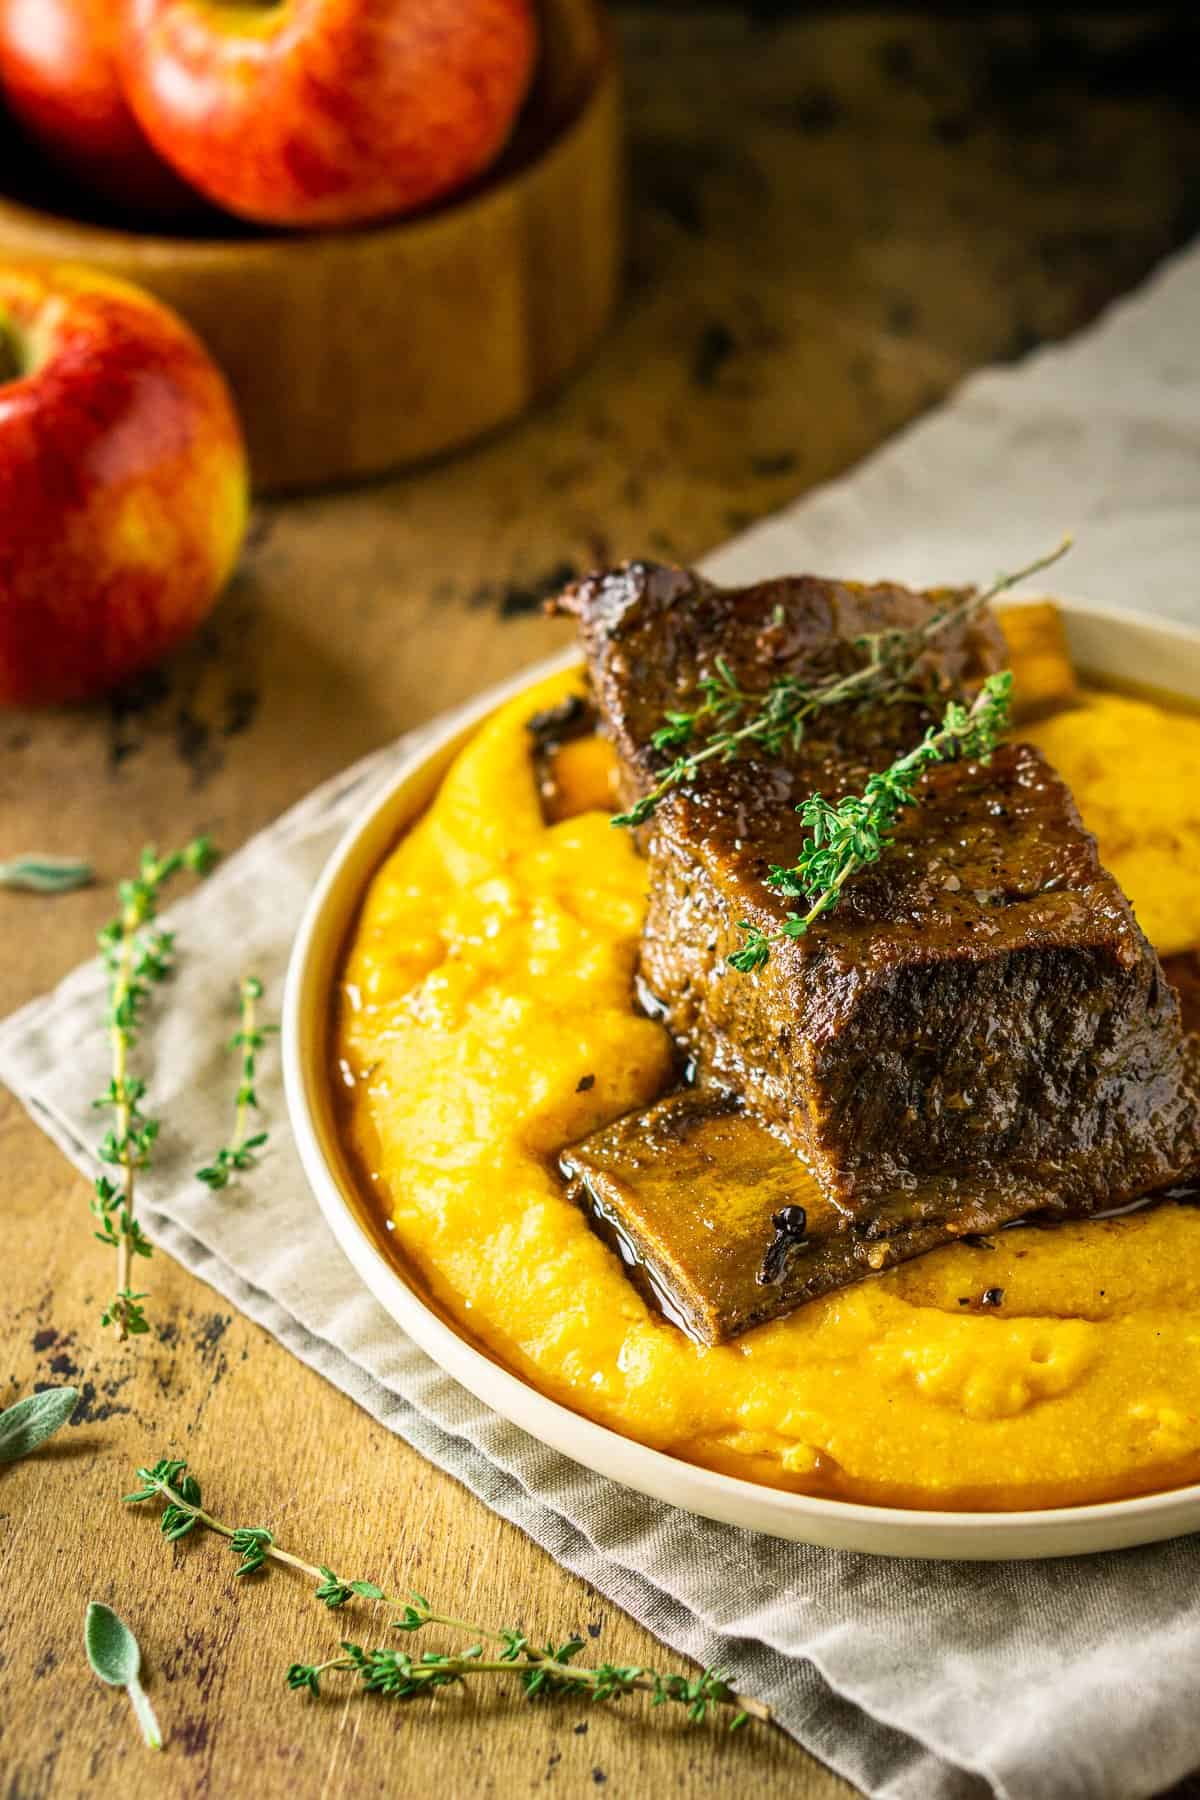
282 598 1200 1558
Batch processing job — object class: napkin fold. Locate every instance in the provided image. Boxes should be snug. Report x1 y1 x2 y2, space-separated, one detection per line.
4 244 1200 1800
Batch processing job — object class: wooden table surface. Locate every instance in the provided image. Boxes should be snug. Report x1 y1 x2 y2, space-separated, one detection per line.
4 9 1200 1797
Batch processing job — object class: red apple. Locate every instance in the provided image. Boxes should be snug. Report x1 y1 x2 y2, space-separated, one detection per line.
0 262 248 707
120 0 539 229
0 0 197 218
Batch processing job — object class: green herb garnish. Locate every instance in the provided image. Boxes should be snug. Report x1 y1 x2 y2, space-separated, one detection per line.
125 1458 768 1731
613 539 1067 829
93 840 218 1340
84 1602 162 1750
729 671 1013 971
0 1386 79 1462
196 975 274 1189
0 855 93 893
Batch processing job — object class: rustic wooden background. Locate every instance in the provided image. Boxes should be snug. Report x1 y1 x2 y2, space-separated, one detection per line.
3 9 1200 1797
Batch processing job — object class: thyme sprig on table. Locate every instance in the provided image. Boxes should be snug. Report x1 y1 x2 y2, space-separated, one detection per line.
729 671 1014 972
92 840 217 1339
125 1458 769 1731
196 976 274 1189
612 538 1068 829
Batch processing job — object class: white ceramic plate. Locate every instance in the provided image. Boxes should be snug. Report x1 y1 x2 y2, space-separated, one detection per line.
283 599 1200 1559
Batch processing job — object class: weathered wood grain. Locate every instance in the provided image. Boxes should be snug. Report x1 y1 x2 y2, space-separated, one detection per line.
2 9 1199 1796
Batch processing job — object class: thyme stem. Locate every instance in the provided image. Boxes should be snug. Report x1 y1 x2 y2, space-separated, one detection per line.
730 672 1014 971
125 1461 769 1729
614 537 1070 829
290 1650 770 1719
109 916 138 1331
232 975 258 1152
196 976 273 1190
93 841 217 1340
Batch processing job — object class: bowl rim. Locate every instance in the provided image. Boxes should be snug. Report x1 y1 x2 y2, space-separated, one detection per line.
282 597 1200 1557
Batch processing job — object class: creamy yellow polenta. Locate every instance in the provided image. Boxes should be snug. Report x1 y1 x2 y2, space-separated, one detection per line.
336 671 1200 1510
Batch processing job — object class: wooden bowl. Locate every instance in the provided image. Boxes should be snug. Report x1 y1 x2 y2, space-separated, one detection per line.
0 0 621 493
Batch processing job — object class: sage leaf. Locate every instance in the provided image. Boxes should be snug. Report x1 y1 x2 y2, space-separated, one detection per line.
0 855 93 894
84 1603 162 1750
0 1387 79 1463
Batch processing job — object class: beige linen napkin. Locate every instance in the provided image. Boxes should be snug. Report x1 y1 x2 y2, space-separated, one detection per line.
3 245 1200 1800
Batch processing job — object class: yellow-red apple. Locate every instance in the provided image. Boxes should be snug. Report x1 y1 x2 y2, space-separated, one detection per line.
120 0 538 229
0 263 248 707
0 0 196 218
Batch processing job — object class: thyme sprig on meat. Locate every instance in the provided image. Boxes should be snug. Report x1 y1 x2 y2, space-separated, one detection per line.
93 839 217 1339
612 539 1068 829
125 1458 769 1731
730 671 1013 972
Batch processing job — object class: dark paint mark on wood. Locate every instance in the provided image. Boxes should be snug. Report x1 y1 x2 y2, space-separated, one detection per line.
1002 319 1043 363
692 321 737 388
1038 229 1119 275
193 1312 232 1363
932 113 971 145
243 509 275 554
60 1376 131 1425
161 1624 224 1700
629 133 726 236
102 591 260 785
887 297 917 336
175 706 221 787
223 685 259 738
766 86 844 136
878 37 947 101
108 667 170 770
172 1716 211 1757
749 451 797 477
470 561 580 619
